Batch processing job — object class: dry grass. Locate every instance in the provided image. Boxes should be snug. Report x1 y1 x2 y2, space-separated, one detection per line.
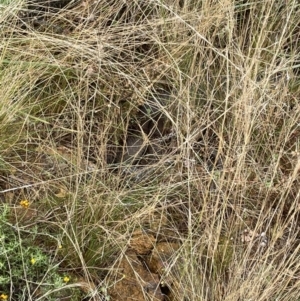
1 0 300 300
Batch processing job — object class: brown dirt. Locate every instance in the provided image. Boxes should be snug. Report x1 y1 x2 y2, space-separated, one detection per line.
108 231 181 301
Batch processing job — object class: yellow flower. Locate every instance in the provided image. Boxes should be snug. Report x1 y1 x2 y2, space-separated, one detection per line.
58 244 62 249
0 294 8 300
63 276 70 283
20 200 30 209
30 258 36 265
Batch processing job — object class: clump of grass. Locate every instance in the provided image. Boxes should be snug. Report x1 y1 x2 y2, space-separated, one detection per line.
1 0 300 300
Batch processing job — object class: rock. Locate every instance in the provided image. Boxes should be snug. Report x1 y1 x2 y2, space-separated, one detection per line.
108 232 181 301
130 230 155 255
108 250 164 301
146 242 181 301
146 242 180 275
123 134 146 163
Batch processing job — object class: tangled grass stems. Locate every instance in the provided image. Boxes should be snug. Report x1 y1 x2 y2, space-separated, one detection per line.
0 0 300 300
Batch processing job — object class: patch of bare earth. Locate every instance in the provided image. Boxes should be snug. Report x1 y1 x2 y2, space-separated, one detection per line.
108 231 180 301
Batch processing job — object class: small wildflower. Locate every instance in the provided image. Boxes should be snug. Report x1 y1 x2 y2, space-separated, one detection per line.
20 200 30 209
0 294 8 300
63 276 70 283
30 258 36 265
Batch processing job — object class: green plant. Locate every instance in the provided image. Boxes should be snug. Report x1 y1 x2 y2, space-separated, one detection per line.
0 205 83 300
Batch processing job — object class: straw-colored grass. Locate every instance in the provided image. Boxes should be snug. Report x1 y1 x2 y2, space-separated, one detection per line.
1 0 300 300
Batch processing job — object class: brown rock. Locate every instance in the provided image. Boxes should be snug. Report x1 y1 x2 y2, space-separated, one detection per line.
130 230 155 255
108 250 164 301
146 242 180 275
146 242 181 301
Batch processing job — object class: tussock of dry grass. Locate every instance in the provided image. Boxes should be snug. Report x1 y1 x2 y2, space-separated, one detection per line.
1 0 300 300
